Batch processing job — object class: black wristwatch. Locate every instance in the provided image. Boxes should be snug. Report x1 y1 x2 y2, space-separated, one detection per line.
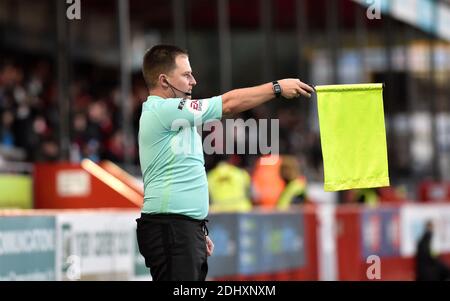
272 81 282 98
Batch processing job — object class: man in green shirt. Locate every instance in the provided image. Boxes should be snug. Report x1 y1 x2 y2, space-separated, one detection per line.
136 44 314 281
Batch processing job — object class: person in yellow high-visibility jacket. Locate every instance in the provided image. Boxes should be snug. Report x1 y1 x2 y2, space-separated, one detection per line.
354 188 379 208
277 155 308 210
207 161 252 212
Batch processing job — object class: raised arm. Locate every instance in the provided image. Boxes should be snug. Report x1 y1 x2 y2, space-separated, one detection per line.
221 79 314 116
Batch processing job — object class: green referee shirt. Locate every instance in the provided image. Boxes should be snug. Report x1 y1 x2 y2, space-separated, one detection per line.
138 95 223 220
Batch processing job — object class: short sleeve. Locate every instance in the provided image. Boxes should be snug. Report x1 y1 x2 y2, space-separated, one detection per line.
156 96 222 130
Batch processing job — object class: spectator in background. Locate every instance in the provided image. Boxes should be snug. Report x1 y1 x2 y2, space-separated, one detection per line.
251 155 286 208
416 221 450 281
104 129 126 162
72 112 88 149
207 156 252 212
84 100 113 161
342 188 380 207
277 155 308 210
1 110 15 148
37 138 60 162
355 188 380 207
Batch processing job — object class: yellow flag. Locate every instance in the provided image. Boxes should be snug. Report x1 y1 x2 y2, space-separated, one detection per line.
315 83 390 191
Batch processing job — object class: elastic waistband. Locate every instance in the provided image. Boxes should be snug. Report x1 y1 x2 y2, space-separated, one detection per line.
140 213 200 222
140 213 209 235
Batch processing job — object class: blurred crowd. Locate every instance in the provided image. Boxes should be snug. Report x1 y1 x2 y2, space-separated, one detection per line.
0 53 324 180
0 53 144 164
0 52 427 206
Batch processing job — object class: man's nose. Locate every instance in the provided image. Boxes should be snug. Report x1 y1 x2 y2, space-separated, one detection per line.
191 76 197 86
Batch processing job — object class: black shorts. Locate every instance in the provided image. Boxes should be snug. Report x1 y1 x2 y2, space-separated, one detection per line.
136 213 209 281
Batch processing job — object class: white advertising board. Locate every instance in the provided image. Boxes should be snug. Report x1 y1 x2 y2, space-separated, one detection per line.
400 204 450 257
56 211 140 280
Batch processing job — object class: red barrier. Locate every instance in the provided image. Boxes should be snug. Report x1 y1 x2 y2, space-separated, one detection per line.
418 181 450 202
34 160 142 209
335 204 450 280
335 205 363 280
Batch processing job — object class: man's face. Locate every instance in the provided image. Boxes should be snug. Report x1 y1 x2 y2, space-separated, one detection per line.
167 55 196 99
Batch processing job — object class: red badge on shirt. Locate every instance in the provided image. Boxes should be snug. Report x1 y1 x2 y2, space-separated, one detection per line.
189 100 202 111
186 99 208 115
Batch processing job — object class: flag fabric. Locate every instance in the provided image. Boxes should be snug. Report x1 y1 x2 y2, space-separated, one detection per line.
315 83 389 192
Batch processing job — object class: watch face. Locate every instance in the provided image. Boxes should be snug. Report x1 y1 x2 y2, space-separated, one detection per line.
274 84 281 94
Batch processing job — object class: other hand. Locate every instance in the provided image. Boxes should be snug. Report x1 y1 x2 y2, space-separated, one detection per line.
206 236 214 256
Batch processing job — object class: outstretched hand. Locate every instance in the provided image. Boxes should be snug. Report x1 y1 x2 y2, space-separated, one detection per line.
278 79 315 99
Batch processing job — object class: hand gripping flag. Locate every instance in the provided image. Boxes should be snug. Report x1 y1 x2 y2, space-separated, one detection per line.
315 83 390 191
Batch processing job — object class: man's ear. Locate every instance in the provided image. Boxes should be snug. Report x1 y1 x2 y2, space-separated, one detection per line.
159 75 169 88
